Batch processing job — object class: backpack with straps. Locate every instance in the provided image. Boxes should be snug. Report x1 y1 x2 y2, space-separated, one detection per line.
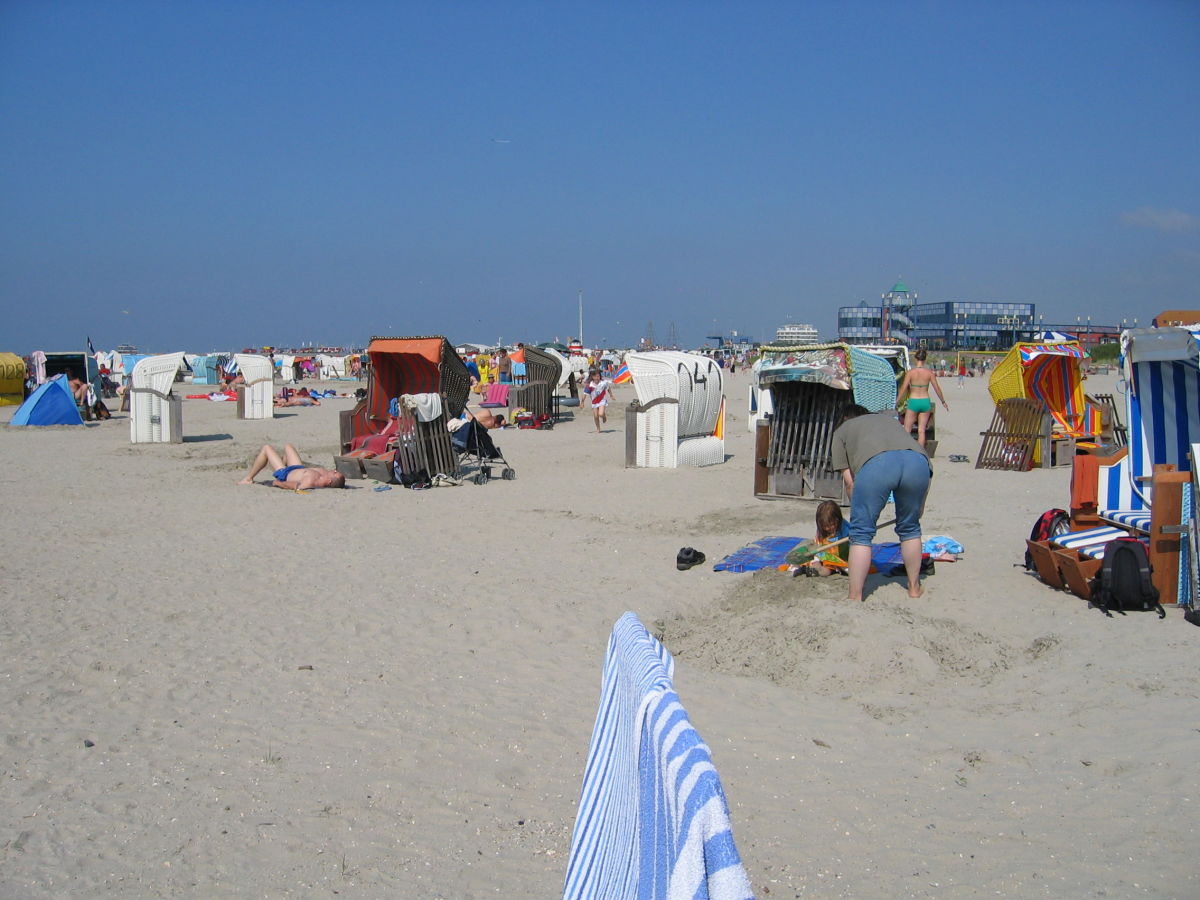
1023 508 1070 571
1090 537 1165 619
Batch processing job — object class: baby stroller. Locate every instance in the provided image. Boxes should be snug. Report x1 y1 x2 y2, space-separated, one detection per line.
452 418 516 485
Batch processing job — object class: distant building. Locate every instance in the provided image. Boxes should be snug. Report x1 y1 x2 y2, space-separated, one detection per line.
837 280 1052 350
773 322 819 344
909 300 1035 350
837 280 917 346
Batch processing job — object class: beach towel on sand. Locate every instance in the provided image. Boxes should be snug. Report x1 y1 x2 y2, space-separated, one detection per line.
715 538 945 575
563 612 753 900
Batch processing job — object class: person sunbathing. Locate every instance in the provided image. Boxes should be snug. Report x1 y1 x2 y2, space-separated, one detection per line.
275 392 320 407
237 443 345 490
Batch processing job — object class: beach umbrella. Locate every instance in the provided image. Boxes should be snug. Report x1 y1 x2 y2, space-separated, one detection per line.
1037 331 1075 343
539 341 569 352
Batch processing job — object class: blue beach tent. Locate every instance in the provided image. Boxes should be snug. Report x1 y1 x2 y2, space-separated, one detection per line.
10 375 84 426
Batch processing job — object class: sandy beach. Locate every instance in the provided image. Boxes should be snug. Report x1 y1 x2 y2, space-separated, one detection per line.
2 369 1196 898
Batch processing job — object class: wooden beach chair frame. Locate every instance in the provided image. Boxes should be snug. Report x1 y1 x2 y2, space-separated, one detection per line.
335 336 469 481
975 397 1044 471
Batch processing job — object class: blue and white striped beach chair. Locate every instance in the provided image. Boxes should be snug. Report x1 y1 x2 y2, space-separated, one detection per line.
1061 325 1200 603
563 613 754 900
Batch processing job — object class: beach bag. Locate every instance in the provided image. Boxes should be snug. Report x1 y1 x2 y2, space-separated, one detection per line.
1023 508 1070 571
1089 537 1164 619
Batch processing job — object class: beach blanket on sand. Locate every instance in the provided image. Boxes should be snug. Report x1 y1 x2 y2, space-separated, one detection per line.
563 613 753 900
714 537 958 574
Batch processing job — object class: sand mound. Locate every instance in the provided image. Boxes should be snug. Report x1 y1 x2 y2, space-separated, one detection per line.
657 569 1054 713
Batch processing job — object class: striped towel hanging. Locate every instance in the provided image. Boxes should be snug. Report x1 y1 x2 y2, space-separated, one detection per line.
563 612 754 900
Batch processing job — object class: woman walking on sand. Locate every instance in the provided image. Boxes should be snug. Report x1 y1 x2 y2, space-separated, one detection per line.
583 368 613 433
897 348 948 447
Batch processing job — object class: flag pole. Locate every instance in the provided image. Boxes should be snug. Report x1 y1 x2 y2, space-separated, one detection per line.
578 290 584 348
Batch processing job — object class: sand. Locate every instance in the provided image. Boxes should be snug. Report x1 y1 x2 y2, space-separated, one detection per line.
1 370 1196 898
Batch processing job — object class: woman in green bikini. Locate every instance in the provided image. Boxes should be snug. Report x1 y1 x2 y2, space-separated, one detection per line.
897 348 948 447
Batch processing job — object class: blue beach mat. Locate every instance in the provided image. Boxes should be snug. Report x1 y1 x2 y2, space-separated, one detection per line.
714 537 953 575
712 536 801 573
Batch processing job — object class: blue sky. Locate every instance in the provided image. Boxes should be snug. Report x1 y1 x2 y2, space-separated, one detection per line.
2 0 1196 353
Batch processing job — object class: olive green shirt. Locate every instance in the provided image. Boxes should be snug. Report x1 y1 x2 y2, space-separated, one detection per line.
830 412 927 475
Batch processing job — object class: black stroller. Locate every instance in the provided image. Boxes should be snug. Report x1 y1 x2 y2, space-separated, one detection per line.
452 418 516 485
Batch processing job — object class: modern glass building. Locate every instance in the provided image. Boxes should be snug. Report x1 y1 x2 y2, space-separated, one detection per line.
910 300 1036 349
838 282 1036 349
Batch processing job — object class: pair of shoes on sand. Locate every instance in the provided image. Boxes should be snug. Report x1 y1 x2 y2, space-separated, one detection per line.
677 547 706 571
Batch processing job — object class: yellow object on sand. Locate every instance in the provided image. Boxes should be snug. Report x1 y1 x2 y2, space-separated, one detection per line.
0 352 24 407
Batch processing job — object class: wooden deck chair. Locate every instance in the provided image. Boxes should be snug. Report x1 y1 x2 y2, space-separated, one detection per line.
975 398 1045 471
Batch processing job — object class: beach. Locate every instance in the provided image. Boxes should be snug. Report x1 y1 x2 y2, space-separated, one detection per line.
2 368 1196 898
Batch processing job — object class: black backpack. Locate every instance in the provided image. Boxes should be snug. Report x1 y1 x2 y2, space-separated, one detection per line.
1090 537 1165 619
1023 508 1070 570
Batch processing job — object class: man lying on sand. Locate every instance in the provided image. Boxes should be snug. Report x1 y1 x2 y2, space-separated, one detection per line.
237 443 346 490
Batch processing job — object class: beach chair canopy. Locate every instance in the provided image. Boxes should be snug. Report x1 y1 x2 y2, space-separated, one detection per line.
540 346 575 388
757 342 897 411
627 351 724 440
1123 325 1200 479
190 355 223 384
365 336 470 426
988 340 1097 437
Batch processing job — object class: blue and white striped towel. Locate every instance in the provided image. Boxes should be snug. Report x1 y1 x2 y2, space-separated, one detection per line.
563 612 754 900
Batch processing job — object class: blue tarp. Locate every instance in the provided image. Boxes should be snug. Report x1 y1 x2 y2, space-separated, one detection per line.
713 537 939 575
10 375 84 426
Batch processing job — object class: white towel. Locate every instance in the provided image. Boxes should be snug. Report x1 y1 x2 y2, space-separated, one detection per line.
401 392 443 422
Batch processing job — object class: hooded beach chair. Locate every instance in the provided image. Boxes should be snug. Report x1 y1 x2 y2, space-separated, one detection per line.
624 351 725 468
752 342 897 498
988 340 1102 466
336 336 468 482
506 345 562 422
233 353 274 420
563 613 753 900
129 352 186 443
1053 325 1200 605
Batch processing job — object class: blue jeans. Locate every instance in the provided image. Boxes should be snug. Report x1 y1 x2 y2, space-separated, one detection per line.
849 450 930 546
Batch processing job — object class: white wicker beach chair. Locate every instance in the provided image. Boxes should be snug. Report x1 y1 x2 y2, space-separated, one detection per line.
625 351 725 468
233 353 275 420
129 352 186 443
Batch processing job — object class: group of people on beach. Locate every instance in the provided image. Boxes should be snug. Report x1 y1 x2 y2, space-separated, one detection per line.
237 343 946 603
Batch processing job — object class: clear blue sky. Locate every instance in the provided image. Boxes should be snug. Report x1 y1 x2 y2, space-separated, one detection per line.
2 0 1196 353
